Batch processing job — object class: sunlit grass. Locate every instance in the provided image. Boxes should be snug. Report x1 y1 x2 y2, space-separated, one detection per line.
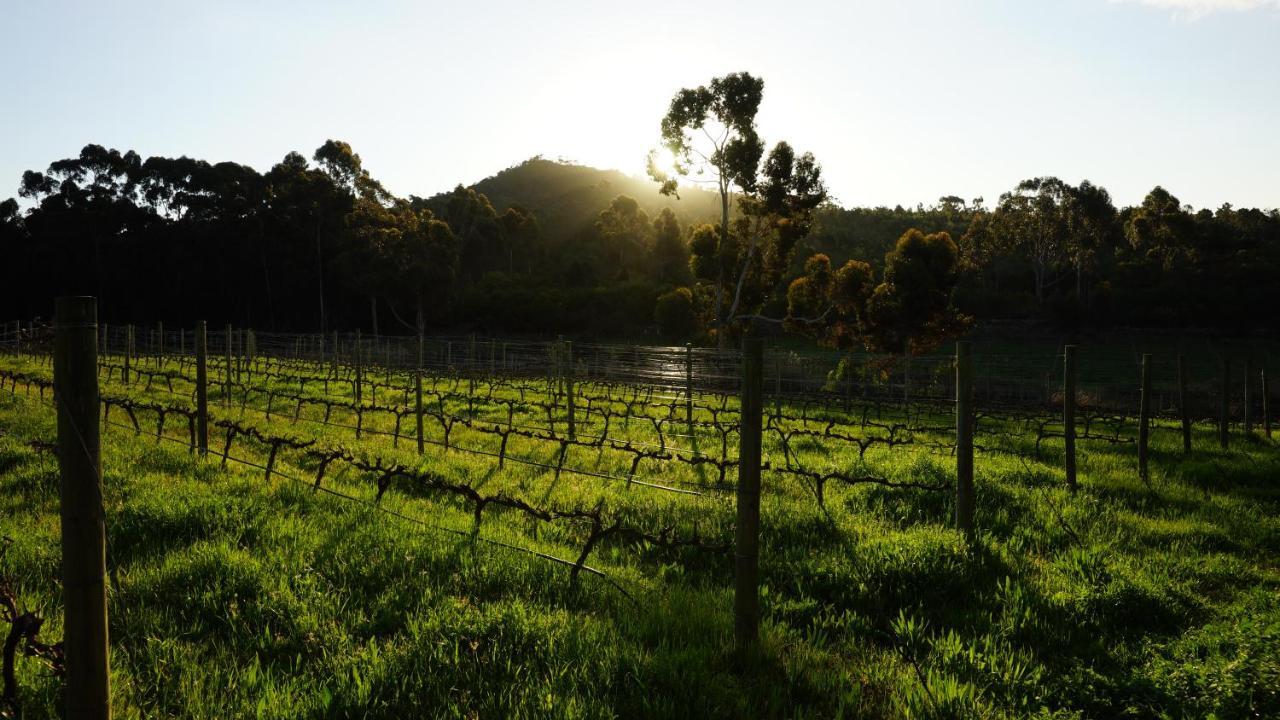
1 351 1277 718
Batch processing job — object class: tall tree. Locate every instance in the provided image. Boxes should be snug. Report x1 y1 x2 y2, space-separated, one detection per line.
594 195 651 279
1064 180 1117 308
650 72 827 344
994 177 1072 306
649 207 690 285
649 72 765 343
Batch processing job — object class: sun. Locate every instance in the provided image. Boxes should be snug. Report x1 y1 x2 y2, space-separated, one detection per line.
646 145 683 184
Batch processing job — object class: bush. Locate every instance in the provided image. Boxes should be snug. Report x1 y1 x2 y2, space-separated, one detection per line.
655 287 697 341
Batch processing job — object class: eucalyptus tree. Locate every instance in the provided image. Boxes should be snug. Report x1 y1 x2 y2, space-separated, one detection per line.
994 177 1073 306
1064 180 1117 307
593 195 651 279
649 207 690 284
788 230 967 355
649 72 827 345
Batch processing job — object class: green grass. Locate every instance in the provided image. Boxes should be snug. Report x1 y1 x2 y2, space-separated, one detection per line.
1 351 1278 719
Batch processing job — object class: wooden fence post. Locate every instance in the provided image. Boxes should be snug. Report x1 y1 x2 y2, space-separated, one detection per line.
774 358 782 418
1063 345 1077 492
123 324 132 384
156 321 164 368
735 337 764 652
1138 353 1152 482
54 296 111 720
332 330 339 377
1220 356 1230 449
415 371 425 455
195 321 208 455
565 341 576 439
224 324 233 408
355 329 363 405
1263 363 1271 439
686 343 694 435
1244 356 1254 435
955 341 974 542
1178 355 1191 453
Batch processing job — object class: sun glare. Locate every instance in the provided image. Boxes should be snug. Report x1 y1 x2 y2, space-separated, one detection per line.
646 145 683 184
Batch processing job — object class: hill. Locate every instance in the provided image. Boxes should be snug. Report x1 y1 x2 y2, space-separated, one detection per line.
432 158 969 273
430 157 725 239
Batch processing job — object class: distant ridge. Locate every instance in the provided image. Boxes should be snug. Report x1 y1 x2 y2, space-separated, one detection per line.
426 157 724 239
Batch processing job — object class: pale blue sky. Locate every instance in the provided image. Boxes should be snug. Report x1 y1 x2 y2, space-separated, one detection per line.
3 0 1278 210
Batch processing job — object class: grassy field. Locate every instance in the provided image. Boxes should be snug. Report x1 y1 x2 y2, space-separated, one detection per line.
1 349 1278 719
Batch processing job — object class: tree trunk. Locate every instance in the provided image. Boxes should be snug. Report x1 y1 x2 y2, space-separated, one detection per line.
717 179 730 349
260 242 276 330
369 295 379 336
315 217 326 332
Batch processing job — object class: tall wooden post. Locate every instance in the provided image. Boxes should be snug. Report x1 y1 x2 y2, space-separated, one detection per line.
415 371 425 455
123 324 132 385
1063 345 1077 492
355 329 363 405
195 321 208 455
955 341 974 542
1220 356 1230 449
1138 354 1152 482
1178 355 1191 453
54 297 111 720
903 355 912 404
332 330 339 377
156 321 164 368
224 324 233 408
685 343 694 435
565 341 576 439
1244 356 1254 435
1263 364 1271 439
774 358 782 417
735 337 764 652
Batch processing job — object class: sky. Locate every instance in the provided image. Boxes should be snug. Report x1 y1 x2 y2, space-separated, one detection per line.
2 0 1278 211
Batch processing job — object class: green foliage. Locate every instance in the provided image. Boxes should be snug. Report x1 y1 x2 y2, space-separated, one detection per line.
2 342 1280 718
4 145 1280 335
650 73 828 345
654 287 696 341
860 229 968 354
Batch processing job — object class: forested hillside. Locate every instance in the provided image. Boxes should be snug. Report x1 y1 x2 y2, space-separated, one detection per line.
2 145 1277 341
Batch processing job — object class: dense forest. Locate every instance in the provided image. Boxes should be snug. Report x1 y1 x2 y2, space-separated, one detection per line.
2 143 1277 343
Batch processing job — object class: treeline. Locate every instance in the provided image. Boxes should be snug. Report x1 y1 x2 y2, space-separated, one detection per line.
2 145 1277 339
0 145 695 336
813 182 1280 330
